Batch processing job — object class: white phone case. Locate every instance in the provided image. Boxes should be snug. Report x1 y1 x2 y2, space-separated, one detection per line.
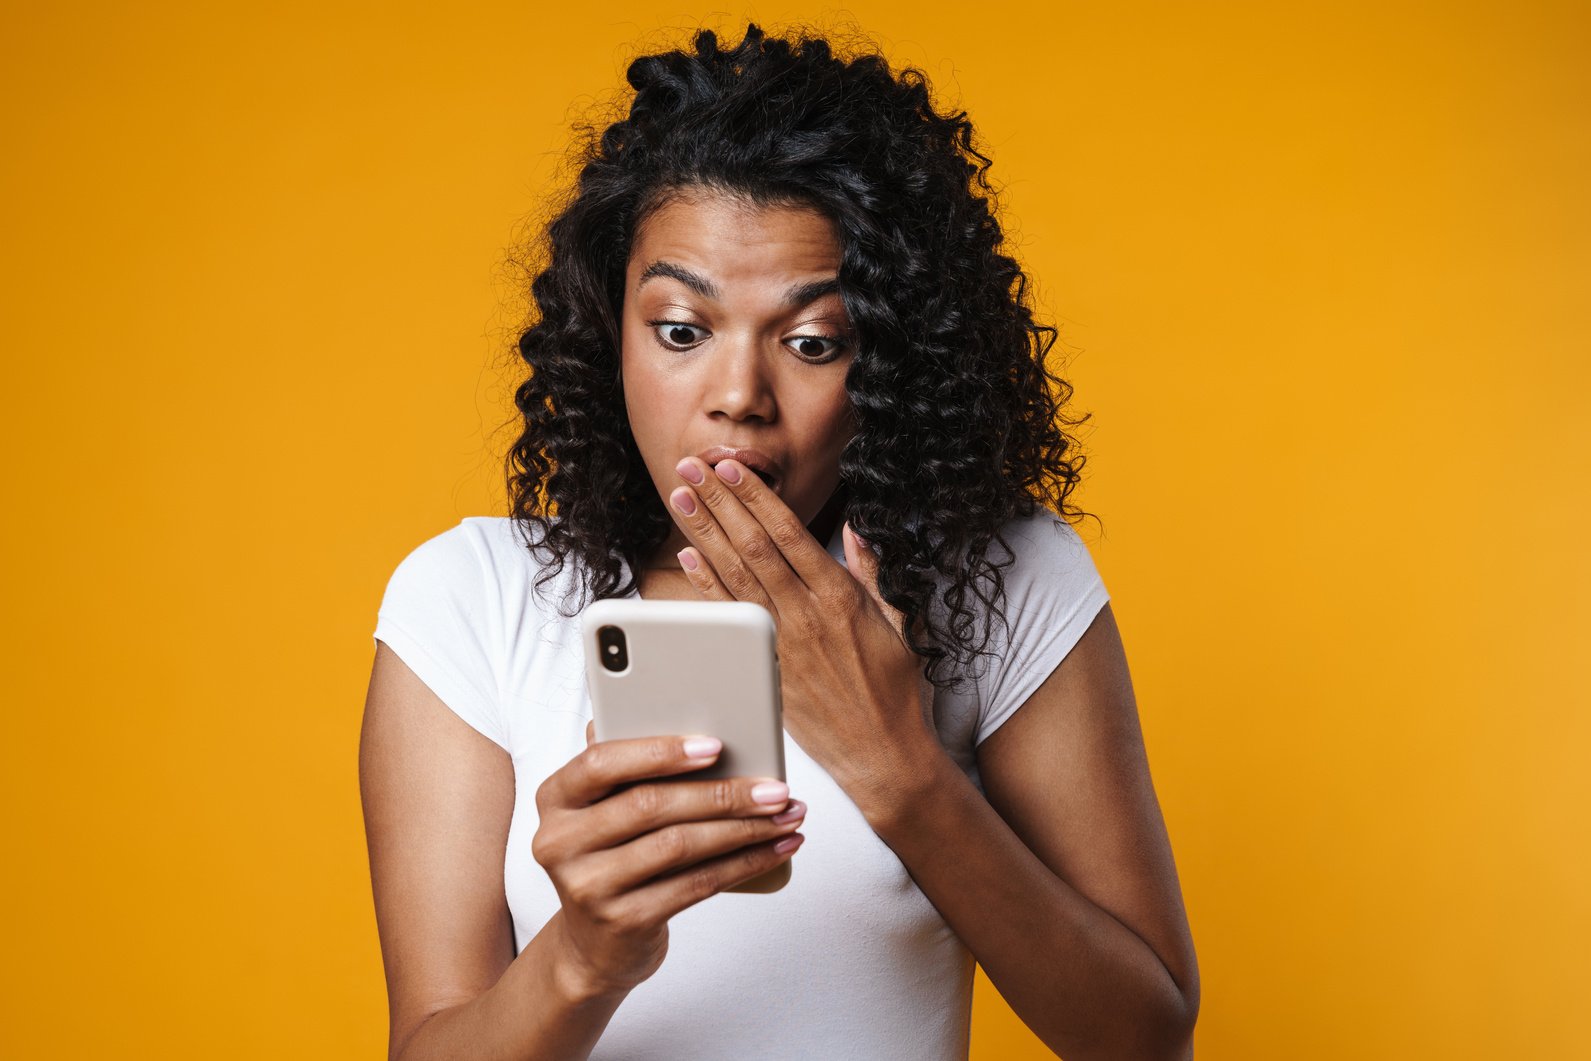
581 598 790 893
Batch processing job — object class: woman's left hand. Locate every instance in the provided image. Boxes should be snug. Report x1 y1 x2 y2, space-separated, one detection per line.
667 456 940 801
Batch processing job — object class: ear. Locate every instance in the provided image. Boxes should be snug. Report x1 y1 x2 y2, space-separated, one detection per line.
843 522 907 638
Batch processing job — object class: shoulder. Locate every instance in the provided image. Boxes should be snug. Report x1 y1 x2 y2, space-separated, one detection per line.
384 516 557 591
984 507 1105 614
373 517 577 753
996 506 1092 553
955 507 1111 745
393 515 534 568
921 506 1105 641
377 516 581 638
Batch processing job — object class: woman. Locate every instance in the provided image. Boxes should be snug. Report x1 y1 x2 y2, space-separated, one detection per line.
361 23 1198 1061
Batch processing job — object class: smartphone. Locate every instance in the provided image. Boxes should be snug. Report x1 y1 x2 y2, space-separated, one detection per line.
581 598 790 893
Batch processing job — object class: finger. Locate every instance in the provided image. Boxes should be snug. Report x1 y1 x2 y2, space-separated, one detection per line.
608 832 805 924
708 457 840 591
675 457 802 604
843 522 908 638
668 484 779 613
585 720 595 746
579 774 797 851
584 801 807 893
665 483 776 614
674 546 734 601
549 734 724 807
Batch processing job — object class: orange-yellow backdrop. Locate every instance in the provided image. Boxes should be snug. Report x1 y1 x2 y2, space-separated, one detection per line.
3 2 1586 1057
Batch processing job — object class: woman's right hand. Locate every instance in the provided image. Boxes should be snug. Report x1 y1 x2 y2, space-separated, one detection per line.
531 731 806 998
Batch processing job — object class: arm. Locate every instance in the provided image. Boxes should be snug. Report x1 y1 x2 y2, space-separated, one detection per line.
855 604 1199 1060
664 458 1197 1057
359 642 627 1060
359 641 807 1060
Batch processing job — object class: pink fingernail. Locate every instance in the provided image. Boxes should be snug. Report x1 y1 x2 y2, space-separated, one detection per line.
750 781 789 805
671 488 696 515
715 461 742 485
675 459 704 485
682 737 721 759
771 800 806 825
678 549 698 571
773 834 805 855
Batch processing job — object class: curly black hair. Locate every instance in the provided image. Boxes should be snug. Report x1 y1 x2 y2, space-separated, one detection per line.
507 22 1092 686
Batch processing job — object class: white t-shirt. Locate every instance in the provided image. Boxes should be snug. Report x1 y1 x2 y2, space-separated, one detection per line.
372 510 1109 1060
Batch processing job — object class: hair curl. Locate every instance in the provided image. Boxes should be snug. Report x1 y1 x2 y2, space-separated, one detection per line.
507 23 1092 686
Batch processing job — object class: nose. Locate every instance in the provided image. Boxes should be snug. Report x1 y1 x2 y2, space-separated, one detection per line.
703 337 777 423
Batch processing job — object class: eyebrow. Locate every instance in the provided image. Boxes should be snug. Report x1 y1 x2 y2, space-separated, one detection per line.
636 260 841 308
782 277 842 307
637 261 720 300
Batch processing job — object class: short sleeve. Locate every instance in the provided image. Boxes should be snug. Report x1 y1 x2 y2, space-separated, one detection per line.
372 521 511 752
973 512 1111 745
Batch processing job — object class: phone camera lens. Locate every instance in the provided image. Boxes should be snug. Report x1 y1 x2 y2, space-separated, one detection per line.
596 625 629 673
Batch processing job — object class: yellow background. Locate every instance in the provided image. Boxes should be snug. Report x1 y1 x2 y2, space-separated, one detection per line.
3 1 1586 1056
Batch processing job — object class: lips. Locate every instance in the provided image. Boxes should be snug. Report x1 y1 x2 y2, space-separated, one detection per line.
696 446 783 491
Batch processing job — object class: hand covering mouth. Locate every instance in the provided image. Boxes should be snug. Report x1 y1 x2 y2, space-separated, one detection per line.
696 446 782 490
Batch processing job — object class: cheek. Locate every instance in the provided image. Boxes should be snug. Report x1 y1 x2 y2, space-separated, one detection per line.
619 360 663 458
792 386 856 467
618 330 644 396
619 338 668 428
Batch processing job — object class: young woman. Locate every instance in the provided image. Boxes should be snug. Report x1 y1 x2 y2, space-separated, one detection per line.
361 24 1198 1061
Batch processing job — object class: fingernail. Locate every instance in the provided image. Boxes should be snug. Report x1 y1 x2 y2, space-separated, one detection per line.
771 800 806 825
675 459 704 485
750 781 789 805
715 461 742 485
682 737 721 759
671 488 696 515
773 833 805 855
677 549 698 571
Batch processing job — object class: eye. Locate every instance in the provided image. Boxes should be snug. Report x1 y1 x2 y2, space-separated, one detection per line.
648 321 709 351
784 334 848 363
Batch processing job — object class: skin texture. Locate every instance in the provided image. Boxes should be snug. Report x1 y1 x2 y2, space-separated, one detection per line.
621 190 857 569
361 650 807 1061
359 191 1198 1060
506 23 1093 684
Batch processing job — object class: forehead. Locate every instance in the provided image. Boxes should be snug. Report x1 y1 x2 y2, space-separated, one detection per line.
627 192 841 289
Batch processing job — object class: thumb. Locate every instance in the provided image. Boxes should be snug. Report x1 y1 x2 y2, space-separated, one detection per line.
843 522 906 635
585 720 595 746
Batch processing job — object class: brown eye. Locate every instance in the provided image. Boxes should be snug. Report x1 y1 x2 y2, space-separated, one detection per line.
784 334 847 362
649 321 709 350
